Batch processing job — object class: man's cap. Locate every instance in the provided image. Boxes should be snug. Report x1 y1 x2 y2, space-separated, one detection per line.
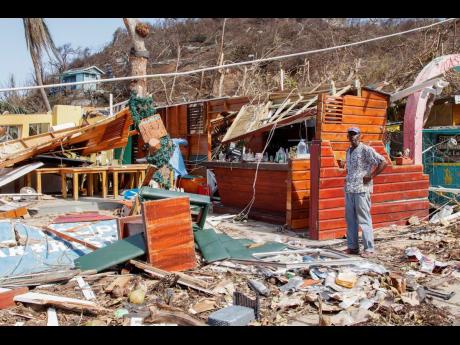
347 127 361 134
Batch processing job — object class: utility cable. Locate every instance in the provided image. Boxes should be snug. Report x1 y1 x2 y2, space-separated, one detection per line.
0 18 456 94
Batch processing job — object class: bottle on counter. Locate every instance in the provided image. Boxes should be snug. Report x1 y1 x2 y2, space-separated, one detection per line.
296 139 310 159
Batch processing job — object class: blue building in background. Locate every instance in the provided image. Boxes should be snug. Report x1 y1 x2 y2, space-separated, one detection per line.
59 66 105 92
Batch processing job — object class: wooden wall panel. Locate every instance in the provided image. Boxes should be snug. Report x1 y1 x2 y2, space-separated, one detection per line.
213 167 288 213
142 197 196 272
309 90 430 240
286 159 310 231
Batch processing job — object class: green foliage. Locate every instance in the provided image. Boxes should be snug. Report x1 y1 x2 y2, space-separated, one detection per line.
128 92 175 189
128 91 156 130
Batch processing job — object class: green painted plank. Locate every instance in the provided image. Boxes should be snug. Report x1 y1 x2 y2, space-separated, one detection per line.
194 227 286 263
74 233 146 272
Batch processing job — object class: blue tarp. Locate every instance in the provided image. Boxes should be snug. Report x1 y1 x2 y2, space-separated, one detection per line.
170 138 188 179
0 219 118 278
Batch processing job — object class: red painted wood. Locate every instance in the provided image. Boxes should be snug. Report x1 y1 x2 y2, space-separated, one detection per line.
318 200 429 220
309 140 321 240
343 95 388 108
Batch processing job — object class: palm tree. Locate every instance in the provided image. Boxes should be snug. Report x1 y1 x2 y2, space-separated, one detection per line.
22 18 61 112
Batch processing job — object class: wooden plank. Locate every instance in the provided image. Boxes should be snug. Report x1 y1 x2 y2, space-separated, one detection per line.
291 209 309 219
361 89 390 101
319 174 429 189
342 106 387 117
319 181 429 199
340 115 387 125
318 200 429 220
321 123 384 134
342 95 388 108
43 226 100 251
317 208 428 232
372 190 429 203
130 260 215 295
321 147 335 157
291 180 310 191
290 159 310 171
290 218 309 229
320 156 337 168
321 133 383 142
13 292 106 314
320 167 347 178
291 171 310 180
0 287 29 310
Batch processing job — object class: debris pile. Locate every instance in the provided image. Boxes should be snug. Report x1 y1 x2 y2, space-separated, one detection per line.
0 203 458 326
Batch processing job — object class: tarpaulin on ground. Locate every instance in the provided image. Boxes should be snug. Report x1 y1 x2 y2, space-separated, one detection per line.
0 219 118 278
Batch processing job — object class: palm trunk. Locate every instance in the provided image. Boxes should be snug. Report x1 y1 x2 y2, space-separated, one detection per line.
32 59 51 112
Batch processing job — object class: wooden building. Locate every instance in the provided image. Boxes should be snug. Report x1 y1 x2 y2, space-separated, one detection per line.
205 88 430 240
132 96 249 174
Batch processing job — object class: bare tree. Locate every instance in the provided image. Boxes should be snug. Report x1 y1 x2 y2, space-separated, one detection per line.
22 18 61 112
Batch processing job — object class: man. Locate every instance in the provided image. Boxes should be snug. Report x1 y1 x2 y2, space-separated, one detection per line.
344 127 387 258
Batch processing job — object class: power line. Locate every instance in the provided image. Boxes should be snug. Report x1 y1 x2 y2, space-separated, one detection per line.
0 18 456 93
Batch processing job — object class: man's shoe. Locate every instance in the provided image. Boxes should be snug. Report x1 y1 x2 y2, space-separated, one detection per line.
344 248 359 255
361 251 376 258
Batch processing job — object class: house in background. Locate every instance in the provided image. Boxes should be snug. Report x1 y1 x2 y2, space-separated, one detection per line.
59 66 105 92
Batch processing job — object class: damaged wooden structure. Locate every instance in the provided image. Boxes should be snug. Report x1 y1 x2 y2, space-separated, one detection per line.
205 87 430 239
0 109 133 168
309 89 429 239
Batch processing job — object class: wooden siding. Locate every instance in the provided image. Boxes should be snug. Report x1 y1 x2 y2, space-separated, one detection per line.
286 159 310 230
309 90 430 240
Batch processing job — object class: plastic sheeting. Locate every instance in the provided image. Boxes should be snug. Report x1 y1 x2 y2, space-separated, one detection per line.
0 219 118 278
170 138 188 179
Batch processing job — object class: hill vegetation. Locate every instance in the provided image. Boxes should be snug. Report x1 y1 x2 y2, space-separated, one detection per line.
2 18 459 113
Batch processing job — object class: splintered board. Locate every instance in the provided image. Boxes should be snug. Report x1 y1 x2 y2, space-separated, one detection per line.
141 197 196 272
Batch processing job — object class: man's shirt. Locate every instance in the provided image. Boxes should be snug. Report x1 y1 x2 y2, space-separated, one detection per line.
345 143 385 193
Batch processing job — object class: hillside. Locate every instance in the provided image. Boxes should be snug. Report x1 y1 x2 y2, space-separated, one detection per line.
6 18 460 112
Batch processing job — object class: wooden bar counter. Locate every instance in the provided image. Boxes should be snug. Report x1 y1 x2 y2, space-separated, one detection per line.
202 161 289 220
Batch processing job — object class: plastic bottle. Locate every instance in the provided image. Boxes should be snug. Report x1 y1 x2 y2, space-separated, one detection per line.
297 139 308 158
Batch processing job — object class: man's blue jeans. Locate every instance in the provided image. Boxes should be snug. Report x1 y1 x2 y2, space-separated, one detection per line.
345 192 375 252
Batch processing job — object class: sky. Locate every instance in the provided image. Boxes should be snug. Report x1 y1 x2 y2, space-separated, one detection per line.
0 18 160 88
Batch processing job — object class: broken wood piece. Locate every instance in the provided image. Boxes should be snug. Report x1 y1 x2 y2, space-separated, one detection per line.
0 269 80 288
47 307 59 326
13 292 107 314
75 276 96 300
0 206 28 219
0 287 29 310
129 260 214 295
148 306 206 326
105 275 132 298
42 226 100 250
141 165 157 187
389 272 406 294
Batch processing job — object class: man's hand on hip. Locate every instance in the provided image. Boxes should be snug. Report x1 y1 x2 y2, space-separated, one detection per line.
363 175 372 184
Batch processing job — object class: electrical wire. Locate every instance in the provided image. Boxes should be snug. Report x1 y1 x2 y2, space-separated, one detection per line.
0 18 456 94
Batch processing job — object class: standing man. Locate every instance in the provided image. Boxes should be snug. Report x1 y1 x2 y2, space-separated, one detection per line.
344 127 387 257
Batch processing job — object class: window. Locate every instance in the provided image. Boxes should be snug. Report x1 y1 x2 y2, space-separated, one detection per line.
1 126 21 141
29 123 50 136
187 103 205 134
